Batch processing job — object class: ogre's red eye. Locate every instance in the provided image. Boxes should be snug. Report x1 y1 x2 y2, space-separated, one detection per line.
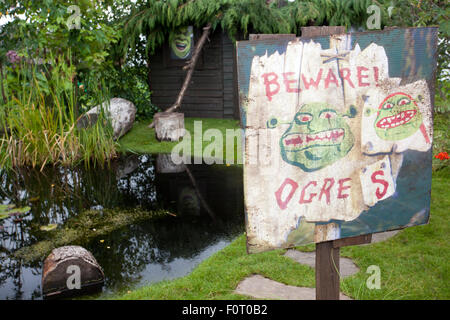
398 98 410 106
295 113 312 124
319 111 337 119
383 102 394 109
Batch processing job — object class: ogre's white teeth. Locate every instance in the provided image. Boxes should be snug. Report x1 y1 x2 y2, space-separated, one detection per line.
376 109 417 130
284 128 345 149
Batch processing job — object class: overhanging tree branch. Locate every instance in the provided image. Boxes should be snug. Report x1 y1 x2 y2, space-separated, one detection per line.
148 22 212 128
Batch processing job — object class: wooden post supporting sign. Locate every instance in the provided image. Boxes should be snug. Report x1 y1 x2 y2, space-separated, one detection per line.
316 240 340 300
316 234 372 300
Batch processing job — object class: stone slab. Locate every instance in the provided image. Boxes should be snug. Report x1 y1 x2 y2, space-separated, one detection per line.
234 275 352 300
284 250 359 278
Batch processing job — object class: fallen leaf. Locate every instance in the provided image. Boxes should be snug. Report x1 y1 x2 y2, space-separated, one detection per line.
8 206 31 217
40 224 58 231
100 239 105 243
0 204 15 213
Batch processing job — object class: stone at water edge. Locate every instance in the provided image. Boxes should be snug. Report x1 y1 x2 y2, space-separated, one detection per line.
77 98 137 140
42 245 105 299
154 112 185 142
156 153 186 174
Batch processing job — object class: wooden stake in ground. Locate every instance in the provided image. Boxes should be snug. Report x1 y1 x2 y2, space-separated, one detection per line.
148 23 212 128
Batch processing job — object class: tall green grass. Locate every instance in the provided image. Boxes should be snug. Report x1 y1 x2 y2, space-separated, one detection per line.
0 54 117 170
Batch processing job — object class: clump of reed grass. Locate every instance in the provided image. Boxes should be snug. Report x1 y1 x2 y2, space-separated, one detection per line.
0 53 117 170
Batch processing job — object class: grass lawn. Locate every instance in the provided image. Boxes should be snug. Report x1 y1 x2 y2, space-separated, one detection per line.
110 113 449 300
118 118 242 164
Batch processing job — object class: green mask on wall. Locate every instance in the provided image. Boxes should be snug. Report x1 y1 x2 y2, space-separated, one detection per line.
374 92 422 141
280 102 355 172
170 27 193 59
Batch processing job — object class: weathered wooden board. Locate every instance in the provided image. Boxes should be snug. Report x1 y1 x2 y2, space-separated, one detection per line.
150 29 239 119
236 27 438 253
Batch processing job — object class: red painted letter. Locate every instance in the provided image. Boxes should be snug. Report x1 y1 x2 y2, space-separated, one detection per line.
275 178 299 210
337 178 351 199
301 69 323 90
371 170 389 199
324 69 339 89
261 72 280 101
373 66 379 86
357 66 370 87
282 72 300 93
319 178 335 205
339 68 355 88
299 181 318 204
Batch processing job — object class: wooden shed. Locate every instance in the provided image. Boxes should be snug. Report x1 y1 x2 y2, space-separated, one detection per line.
149 28 239 119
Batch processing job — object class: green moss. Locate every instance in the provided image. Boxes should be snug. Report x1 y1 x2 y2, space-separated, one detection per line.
14 208 169 263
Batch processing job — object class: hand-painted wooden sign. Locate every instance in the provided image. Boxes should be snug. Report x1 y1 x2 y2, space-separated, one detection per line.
236 27 438 253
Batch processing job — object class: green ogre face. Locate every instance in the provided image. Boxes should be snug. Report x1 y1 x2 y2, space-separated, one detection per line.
280 103 355 172
280 102 354 172
374 92 422 141
170 27 192 59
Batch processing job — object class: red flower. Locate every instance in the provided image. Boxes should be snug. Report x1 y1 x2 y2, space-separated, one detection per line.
435 152 449 160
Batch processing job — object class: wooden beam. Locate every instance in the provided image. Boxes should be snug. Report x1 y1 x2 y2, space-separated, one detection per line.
303 25 347 301
249 34 296 41
333 234 372 248
316 241 340 300
301 26 346 38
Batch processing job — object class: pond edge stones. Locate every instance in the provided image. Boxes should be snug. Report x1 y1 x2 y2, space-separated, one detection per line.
78 97 137 140
42 245 104 299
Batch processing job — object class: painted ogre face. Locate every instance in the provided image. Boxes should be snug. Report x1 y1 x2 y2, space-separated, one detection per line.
170 27 192 59
375 92 422 141
280 103 354 172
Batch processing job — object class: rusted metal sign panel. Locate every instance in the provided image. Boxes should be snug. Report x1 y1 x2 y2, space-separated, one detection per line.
236 27 438 253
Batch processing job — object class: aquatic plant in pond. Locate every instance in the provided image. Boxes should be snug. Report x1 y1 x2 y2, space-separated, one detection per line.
14 208 170 263
0 204 31 220
0 53 117 169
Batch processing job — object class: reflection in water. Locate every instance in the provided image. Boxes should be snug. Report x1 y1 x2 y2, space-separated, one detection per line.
0 155 244 299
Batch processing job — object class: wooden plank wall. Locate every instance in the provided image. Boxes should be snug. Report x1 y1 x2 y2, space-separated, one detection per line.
222 32 236 119
149 29 238 119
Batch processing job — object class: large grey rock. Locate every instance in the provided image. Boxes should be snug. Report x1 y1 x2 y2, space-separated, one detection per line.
79 98 136 139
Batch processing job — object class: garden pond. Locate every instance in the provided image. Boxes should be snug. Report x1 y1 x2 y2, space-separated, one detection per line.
0 154 244 299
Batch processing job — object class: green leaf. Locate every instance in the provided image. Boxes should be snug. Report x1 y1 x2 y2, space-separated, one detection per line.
40 224 58 231
0 204 15 213
439 20 450 36
8 206 32 217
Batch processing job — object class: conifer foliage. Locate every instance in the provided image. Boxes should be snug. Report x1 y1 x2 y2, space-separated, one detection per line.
121 0 380 57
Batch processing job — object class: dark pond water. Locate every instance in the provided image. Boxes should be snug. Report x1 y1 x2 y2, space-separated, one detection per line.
0 154 244 300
